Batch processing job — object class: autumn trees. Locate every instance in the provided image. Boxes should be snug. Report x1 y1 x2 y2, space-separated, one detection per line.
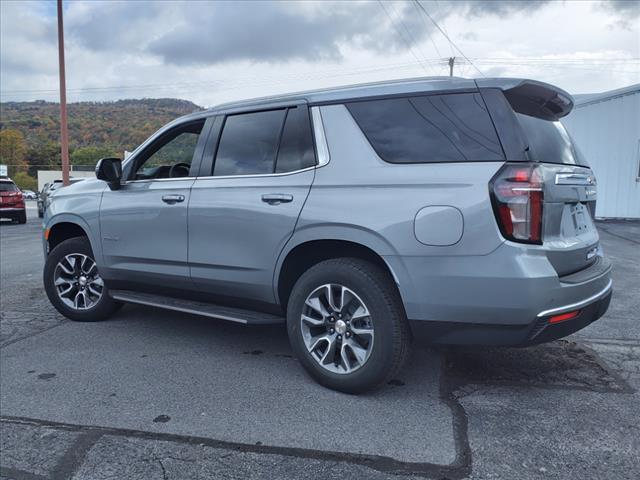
0 98 202 189
0 129 28 177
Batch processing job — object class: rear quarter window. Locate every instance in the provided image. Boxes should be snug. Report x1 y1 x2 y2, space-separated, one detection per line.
346 93 505 163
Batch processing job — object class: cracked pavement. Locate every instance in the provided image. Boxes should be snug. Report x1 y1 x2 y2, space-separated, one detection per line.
1 208 638 479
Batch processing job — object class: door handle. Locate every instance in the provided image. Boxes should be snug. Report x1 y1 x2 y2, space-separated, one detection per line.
162 194 185 204
261 193 293 205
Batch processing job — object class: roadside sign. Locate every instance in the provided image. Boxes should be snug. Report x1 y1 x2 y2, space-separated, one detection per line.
0 164 7 177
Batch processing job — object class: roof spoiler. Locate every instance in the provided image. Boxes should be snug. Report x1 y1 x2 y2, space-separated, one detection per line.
475 78 573 120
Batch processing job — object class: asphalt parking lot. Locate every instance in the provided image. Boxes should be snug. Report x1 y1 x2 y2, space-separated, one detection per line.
1 204 639 480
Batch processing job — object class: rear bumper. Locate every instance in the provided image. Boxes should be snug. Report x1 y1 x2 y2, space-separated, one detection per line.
409 280 612 346
386 242 612 324
0 207 26 219
385 241 613 346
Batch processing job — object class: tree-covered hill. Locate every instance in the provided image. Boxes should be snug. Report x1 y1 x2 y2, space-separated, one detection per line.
1 98 202 152
0 98 203 174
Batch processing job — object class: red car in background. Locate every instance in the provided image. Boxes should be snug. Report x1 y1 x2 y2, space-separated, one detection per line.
0 178 27 224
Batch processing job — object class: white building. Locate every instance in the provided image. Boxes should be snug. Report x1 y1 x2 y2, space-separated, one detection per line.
563 84 640 219
37 169 95 191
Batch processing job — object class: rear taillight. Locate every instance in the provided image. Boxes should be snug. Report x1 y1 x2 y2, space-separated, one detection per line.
490 163 544 244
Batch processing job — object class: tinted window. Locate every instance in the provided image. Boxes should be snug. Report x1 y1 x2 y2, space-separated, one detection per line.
214 109 286 176
347 93 504 163
0 182 18 192
516 113 588 166
276 107 316 173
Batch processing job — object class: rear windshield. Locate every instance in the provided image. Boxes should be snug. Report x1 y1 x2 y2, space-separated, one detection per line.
516 113 588 166
0 182 18 192
347 93 505 164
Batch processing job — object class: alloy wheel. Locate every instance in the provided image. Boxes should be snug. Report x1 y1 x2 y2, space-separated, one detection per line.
300 284 375 374
54 253 104 310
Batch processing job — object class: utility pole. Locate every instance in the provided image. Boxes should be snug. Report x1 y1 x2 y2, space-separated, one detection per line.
448 56 455 77
57 0 70 186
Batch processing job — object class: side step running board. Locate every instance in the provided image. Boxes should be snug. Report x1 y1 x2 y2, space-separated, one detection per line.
109 290 284 325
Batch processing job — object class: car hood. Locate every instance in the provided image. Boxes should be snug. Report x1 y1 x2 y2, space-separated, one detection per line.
49 178 104 198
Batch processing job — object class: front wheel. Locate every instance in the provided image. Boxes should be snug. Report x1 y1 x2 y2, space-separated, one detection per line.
44 236 121 321
287 258 411 394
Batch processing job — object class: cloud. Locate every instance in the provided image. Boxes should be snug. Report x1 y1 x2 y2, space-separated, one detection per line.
597 0 640 30
147 1 429 65
600 0 640 18
44 0 563 67
64 0 171 51
1 0 637 104
0 1 57 76
131 0 558 66
50 1 436 66
452 0 552 17
461 32 479 42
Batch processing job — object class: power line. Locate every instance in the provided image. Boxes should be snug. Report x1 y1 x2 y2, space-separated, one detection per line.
377 0 432 76
2 57 637 100
412 0 443 63
413 0 485 77
386 1 435 74
0 59 444 97
434 0 454 57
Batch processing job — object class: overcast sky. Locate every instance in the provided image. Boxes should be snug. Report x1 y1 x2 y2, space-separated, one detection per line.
1 0 638 107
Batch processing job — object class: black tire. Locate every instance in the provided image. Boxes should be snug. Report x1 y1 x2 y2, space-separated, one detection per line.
287 258 411 394
17 211 27 224
37 208 43 218
44 236 121 322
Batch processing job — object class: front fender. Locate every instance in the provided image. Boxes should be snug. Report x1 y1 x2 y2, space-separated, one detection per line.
44 213 103 265
44 179 105 263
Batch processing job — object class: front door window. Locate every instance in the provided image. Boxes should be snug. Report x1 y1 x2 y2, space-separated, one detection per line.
131 121 204 180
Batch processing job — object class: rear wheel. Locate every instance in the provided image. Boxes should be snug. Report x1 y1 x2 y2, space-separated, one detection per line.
287 258 411 394
17 211 27 224
44 237 121 321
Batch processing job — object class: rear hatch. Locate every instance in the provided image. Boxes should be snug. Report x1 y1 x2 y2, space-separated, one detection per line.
516 113 599 276
0 181 24 208
481 79 601 277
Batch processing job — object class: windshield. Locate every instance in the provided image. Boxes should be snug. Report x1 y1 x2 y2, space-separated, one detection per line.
0 182 18 192
516 113 588 166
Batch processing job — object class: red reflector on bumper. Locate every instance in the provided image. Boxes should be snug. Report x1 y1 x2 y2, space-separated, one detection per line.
549 310 581 324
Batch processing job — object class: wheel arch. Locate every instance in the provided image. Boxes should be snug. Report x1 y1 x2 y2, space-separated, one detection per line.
45 214 101 262
275 235 403 311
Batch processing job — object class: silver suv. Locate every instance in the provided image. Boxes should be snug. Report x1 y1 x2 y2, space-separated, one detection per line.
43 77 612 393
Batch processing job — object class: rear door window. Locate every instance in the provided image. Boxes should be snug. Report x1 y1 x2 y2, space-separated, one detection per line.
275 107 316 173
214 109 286 176
516 113 588 166
346 93 505 163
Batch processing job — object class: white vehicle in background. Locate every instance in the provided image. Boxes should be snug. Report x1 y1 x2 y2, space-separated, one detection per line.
22 190 37 200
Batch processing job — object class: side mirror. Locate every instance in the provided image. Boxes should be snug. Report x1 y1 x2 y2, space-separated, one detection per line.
95 157 122 190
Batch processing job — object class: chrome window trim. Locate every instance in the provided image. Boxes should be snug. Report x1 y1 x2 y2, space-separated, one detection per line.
122 105 328 183
194 165 316 181
123 177 197 185
311 106 330 167
536 279 612 318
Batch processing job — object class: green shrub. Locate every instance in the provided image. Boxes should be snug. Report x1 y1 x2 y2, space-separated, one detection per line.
12 171 38 191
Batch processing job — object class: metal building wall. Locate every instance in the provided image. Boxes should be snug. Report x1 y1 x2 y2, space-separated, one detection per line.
563 87 640 219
